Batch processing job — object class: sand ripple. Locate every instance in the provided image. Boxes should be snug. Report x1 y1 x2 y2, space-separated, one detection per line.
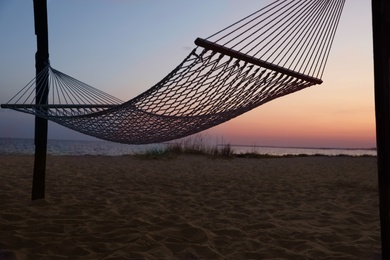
0 155 380 259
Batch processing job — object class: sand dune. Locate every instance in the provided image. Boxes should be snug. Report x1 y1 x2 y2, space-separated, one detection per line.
0 155 380 259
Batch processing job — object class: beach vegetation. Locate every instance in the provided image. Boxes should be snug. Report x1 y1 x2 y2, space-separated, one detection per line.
134 134 377 159
136 134 234 159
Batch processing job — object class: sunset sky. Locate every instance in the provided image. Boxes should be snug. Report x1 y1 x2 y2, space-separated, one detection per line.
0 0 375 148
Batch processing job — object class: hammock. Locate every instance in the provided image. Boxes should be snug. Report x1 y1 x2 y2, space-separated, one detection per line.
1 0 345 144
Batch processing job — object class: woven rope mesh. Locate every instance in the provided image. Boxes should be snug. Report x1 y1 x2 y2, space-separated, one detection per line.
1 0 346 144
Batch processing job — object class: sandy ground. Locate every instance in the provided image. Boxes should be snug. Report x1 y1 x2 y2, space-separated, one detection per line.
0 155 381 259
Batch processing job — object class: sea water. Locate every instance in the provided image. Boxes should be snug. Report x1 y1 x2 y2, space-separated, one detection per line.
230 145 376 157
0 138 165 156
0 138 377 157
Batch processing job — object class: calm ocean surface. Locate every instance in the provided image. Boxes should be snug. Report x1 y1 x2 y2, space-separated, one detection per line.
0 138 377 157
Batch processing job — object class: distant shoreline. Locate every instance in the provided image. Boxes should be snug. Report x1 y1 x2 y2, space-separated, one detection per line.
0 137 377 157
217 143 377 151
0 137 376 151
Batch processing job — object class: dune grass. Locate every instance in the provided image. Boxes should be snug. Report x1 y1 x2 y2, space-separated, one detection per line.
136 134 292 159
170 135 234 156
136 135 234 159
135 134 376 159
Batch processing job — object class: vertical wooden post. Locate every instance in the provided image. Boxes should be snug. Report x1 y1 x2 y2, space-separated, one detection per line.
32 0 49 200
372 0 390 257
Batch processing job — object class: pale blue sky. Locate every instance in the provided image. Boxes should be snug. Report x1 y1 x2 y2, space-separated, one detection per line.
0 1 376 148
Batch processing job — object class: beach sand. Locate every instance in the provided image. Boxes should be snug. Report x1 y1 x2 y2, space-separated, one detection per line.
0 155 381 259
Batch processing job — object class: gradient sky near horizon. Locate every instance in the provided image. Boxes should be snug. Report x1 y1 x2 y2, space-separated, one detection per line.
0 0 375 148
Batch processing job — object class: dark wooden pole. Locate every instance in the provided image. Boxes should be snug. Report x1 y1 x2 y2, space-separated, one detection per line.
32 0 49 200
372 0 390 257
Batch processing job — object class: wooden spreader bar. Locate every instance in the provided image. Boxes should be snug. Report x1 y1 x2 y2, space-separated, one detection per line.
195 38 323 85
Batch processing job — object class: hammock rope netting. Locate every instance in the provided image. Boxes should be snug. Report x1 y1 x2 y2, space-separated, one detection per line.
1 0 345 144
